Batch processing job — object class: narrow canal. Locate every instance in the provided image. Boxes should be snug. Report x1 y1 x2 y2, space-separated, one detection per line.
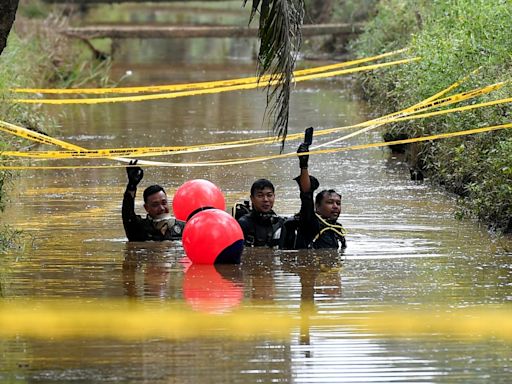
1 3 511 383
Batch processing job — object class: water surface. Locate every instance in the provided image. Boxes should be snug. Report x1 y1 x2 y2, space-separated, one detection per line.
1 3 512 383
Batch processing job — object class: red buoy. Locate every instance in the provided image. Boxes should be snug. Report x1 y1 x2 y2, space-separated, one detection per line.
182 209 244 264
172 179 225 221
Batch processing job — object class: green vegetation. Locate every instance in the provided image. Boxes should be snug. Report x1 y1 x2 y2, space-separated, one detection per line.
0 1 112 252
301 0 377 23
349 0 512 233
300 0 377 55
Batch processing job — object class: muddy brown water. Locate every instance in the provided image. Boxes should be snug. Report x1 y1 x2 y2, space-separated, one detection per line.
1 5 512 383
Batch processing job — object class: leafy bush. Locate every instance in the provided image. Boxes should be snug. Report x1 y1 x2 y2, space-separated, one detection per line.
0 4 113 248
351 0 512 232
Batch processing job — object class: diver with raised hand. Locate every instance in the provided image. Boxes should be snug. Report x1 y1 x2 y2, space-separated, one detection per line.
122 160 185 242
294 127 347 250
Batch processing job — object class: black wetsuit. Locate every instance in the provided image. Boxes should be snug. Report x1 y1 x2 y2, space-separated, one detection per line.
122 188 184 242
238 210 287 248
294 179 346 250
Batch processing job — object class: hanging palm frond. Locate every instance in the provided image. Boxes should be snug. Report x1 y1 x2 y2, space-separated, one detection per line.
243 0 305 149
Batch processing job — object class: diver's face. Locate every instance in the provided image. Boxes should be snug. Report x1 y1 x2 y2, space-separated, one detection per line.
144 191 170 219
316 192 341 221
250 187 275 213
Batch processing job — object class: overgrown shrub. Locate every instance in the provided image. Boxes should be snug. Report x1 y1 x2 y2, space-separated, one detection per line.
350 0 512 232
0 2 113 250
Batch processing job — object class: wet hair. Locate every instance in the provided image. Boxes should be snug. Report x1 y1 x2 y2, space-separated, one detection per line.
315 189 342 206
250 179 275 196
143 184 166 203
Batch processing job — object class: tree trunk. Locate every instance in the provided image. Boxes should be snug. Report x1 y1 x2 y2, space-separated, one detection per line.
62 23 361 39
0 0 19 56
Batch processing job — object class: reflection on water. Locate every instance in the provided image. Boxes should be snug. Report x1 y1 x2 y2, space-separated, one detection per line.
182 263 244 314
122 242 183 299
1 3 512 383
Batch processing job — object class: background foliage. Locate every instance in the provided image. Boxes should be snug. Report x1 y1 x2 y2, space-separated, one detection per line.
0 0 111 251
350 0 512 233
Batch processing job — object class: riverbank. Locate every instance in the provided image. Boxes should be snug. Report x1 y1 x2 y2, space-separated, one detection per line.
0 1 111 251
347 0 512 234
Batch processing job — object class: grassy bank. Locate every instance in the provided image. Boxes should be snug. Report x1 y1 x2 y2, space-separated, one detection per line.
349 0 512 233
0 1 111 252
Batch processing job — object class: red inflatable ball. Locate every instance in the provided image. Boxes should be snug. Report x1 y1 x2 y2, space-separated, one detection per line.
182 209 244 264
172 179 226 221
183 264 243 314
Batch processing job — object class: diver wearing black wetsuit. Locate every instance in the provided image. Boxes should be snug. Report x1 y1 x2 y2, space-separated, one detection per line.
237 178 290 248
238 210 286 248
293 131 347 250
122 161 184 242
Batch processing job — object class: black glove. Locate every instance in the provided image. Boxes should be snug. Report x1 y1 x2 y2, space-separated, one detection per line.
126 160 143 191
297 143 309 169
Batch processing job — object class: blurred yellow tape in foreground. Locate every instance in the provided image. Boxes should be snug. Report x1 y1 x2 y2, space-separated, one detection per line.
0 300 511 341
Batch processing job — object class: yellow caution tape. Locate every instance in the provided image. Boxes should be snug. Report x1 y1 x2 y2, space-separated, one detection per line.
358 81 504 125
9 58 420 105
0 120 134 165
314 67 485 149
0 120 84 151
410 66 482 107
1 86 508 160
1 60 484 156
317 87 509 137
1 66 507 172
1 122 510 169
0 299 511 341
0 79 505 172
12 49 409 95
157 122 512 167
3 79 504 157
316 79 505 146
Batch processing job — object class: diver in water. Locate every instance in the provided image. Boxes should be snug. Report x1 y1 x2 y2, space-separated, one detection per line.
236 178 290 248
122 160 185 242
294 128 347 250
